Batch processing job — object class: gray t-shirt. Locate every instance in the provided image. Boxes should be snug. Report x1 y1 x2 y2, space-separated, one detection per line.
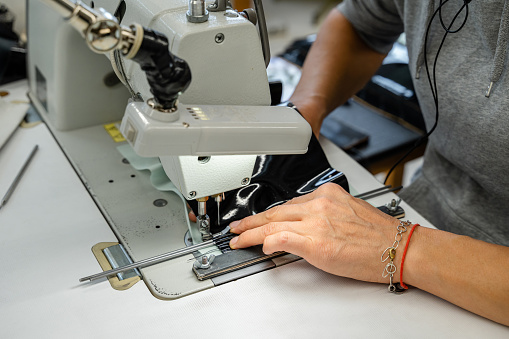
338 0 509 245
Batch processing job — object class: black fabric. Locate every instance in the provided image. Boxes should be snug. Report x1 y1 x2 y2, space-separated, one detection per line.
188 134 349 233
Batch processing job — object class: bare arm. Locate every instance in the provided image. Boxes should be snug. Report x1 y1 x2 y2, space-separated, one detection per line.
289 9 386 136
405 225 509 326
229 184 509 326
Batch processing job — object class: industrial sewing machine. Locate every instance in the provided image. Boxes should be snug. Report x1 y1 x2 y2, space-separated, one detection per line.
26 0 346 299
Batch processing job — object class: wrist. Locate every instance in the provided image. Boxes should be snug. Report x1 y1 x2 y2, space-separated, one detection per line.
398 225 443 290
380 220 420 292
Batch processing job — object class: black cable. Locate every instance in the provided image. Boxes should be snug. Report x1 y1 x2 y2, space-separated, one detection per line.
439 0 470 34
131 27 192 110
383 0 471 185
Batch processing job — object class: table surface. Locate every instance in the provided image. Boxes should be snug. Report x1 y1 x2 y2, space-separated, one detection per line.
1 81 507 338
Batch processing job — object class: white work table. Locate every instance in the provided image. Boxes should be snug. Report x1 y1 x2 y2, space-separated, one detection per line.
1 81 508 338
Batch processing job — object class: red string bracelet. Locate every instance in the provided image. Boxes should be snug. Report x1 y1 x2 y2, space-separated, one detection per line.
399 223 419 290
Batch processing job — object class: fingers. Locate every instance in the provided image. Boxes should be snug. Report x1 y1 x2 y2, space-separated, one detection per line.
186 202 197 223
230 227 312 258
263 231 312 257
229 183 349 234
230 221 299 249
188 210 197 223
230 203 305 234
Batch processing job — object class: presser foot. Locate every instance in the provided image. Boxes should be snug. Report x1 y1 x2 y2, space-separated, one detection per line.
198 215 212 241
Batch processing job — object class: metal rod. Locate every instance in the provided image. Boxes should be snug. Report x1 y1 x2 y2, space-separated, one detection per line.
0 145 39 211
357 186 403 201
354 185 391 199
79 233 234 282
252 0 270 67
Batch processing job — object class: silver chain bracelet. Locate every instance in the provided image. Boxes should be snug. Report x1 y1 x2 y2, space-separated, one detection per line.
381 220 411 292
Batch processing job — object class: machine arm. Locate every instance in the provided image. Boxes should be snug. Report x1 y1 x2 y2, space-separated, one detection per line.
41 0 191 110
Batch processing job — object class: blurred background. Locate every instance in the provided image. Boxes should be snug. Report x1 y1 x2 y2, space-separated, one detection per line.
0 0 423 187
0 0 333 53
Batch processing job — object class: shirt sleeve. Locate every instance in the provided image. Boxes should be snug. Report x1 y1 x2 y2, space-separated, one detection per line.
337 0 404 54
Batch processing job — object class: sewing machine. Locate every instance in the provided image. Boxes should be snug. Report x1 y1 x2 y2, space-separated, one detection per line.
26 0 317 299
4 2 507 335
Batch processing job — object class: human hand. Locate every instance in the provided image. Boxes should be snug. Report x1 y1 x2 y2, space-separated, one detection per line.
229 183 401 283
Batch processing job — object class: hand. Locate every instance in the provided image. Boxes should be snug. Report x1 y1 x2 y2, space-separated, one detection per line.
187 204 197 223
229 183 401 283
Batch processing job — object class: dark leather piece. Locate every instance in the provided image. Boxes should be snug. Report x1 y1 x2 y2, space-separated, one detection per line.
189 134 349 233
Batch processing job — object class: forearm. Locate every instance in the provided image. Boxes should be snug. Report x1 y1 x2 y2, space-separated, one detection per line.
404 226 509 326
289 9 386 135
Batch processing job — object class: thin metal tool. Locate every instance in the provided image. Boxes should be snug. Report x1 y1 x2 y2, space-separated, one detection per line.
0 145 39 211
79 232 235 282
357 186 403 201
213 193 224 226
354 185 391 199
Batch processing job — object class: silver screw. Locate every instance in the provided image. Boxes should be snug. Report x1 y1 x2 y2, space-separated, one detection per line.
241 177 250 185
386 198 401 212
215 33 225 43
189 191 197 198
193 254 215 269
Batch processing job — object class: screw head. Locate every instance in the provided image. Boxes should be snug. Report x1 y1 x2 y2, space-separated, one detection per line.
241 177 250 185
189 191 197 198
194 254 214 269
215 33 225 43
198 156 210 164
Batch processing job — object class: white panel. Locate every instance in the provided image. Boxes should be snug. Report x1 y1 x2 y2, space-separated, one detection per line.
160 154 257 199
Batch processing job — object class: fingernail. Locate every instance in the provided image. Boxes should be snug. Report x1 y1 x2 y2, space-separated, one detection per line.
230 220 241 230
229 236 238 249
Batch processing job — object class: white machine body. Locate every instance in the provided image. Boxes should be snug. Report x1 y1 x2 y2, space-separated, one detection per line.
27 0 130 130
27 0 311 199
121 102 311 157
117 0 271 107
160 155 257 200
121 101 311 198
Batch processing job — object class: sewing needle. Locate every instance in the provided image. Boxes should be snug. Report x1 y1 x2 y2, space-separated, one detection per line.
0 144 39 211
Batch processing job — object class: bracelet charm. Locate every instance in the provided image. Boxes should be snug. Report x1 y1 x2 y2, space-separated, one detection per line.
381 220 411 293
